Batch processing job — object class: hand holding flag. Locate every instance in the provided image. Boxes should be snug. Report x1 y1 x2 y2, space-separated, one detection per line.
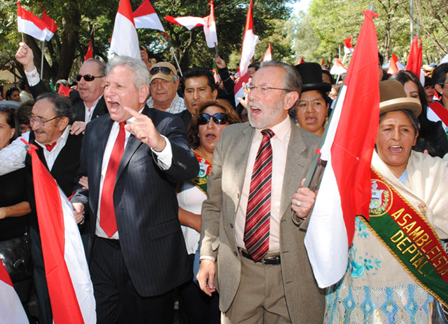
305 10 380 288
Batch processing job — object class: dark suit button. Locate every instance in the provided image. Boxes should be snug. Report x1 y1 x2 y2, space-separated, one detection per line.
234 251 238 257
230 223 234 228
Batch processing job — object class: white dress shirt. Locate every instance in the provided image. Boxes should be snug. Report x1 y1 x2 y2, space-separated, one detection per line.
95 111 173 239
0 126 71 175
146 93 187 114
235 116 291 253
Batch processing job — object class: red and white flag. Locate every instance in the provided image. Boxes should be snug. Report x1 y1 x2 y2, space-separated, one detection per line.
305 10 380 288
133 0 165 32
165 1 218 48
344 37 354 54
330 58 348 75
234 0 258 101
406 35 422 78
17 1 48 42
110 0 140 59
24 141 96 324
387 53 400 74
406 35 424 84
0 262 29 324
84 41 93 61
262 43 272 62
203 1 218 48
42 11 57 41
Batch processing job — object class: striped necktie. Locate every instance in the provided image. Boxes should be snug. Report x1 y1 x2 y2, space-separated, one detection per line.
244 129 274 261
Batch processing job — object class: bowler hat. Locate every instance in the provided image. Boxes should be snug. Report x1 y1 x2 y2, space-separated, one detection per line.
379 80 421 117
295 62 331 92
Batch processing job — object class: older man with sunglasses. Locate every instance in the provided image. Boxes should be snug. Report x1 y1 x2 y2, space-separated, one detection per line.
147 62 187 114
15 42 108 135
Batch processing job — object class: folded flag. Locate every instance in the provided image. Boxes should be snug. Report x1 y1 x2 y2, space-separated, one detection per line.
42 11 57 41
263 43 272 62
24 140 96 324
344 37 354 54
234 0 258 102
165 0 218 48
133 0 165 31
0 261 29 324
330 58 348 75
17 1 48 42
305 10 380 288
110 0 140 59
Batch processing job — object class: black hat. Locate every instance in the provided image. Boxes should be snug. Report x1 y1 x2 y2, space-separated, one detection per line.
295 62 332 93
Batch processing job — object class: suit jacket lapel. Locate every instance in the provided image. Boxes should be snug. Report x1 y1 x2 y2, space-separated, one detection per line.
280 120 308 218
91 118 113 202
233 125 254 212
116 107 148 180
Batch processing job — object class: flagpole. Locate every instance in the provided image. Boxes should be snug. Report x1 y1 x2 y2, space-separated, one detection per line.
169 46 183 77
40 40 45 79
292 78 346 225
214 43 218 56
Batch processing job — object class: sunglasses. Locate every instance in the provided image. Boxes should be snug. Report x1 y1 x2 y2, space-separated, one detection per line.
197 113 228 125
150 66 174 76
76 74 104 82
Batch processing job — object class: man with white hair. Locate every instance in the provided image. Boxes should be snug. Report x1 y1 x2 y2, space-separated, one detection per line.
71 56 198 323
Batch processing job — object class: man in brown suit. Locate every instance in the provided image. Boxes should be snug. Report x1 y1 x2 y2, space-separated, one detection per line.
197 61 325 323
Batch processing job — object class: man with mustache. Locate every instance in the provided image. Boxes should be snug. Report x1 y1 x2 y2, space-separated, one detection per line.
147 62 187 114
197 61 325 323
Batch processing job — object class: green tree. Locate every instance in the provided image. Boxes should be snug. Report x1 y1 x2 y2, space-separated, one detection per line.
0 0 294 84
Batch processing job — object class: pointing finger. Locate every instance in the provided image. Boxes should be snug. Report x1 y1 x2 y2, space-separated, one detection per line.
123 106 141 119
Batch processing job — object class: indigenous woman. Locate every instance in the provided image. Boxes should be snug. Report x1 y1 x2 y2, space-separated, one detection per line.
293 62 331 136
325 80 448 323
178 99 240 324
390 70 448 157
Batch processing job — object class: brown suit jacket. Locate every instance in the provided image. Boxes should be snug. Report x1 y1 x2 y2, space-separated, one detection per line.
200 119 325 323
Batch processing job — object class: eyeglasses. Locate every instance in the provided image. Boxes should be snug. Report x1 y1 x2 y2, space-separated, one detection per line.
297 99 326 110
197 113 229 125
247 85 291 94
150 66 174 76
29 115 61 127
76 74 104 82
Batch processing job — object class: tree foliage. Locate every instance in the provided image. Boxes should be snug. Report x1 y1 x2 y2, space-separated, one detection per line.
0 0 294 84
289 0 447 66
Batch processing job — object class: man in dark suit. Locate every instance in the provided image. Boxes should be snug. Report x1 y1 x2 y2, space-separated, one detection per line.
71 55 199 324
15 42 108 135
197 61 325 323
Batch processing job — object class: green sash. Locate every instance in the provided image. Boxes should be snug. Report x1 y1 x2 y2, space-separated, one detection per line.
189 151 212 195
361 167 448 308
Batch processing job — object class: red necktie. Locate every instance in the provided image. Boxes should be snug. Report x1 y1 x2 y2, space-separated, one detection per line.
244 129 274 261
100 122 126 237
45 142 57 151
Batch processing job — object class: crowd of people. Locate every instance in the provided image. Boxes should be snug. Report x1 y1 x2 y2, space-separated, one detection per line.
1 40 448 324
